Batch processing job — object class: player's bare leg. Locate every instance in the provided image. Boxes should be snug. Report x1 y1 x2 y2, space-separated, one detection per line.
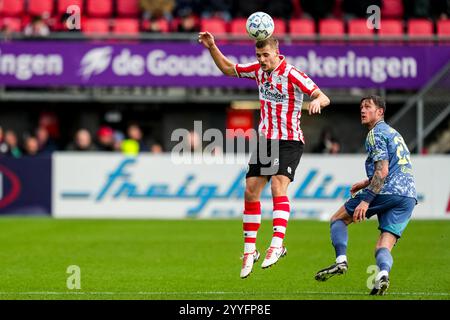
370 232 397 295
315 205 353 281
241 176 268 278
261 175 290 269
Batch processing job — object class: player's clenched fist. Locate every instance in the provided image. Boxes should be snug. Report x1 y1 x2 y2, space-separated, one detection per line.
198 32 215 49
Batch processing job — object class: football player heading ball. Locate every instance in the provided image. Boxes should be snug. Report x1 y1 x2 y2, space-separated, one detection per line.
198 18 330 278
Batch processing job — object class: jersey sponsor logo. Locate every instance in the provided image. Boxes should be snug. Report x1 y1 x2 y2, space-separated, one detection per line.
259 85 286 103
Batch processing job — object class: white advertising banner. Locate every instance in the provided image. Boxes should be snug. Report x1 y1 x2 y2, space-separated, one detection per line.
53 153 450 219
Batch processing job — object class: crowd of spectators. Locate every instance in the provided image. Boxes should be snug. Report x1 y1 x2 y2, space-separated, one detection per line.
141 0 450 24
0 124 164 158
1 0 449 37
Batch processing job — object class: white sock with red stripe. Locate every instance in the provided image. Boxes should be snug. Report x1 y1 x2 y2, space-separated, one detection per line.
270 196 290 248
243 201 261 254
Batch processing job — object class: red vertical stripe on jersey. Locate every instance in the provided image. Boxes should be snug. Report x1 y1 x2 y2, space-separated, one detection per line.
276 82 283 139
267 101 273 138
286 78 295 140
260 100 266 133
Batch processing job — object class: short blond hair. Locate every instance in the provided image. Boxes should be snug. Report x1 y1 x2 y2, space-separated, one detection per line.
255 37 279 50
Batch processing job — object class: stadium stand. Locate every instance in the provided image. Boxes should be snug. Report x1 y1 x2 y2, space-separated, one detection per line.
0 0 25 17
112 18 140 35
86 0 113 18
378 19 404 38
57 0 84 15
381 0 404 19
116 0 140 18
229 17 247 36
272 18 287 37
318 18 345 36
437 19 450 42
28 0 54 17
200 18 227 36
289 18 315 44
407 18 434 38
0 0 448 41
82 18 110 35
348 19 374 37
289 18 315 36
0 17 22 32
318 18 345 44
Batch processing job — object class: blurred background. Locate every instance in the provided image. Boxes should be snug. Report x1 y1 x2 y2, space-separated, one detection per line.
0 0 449 219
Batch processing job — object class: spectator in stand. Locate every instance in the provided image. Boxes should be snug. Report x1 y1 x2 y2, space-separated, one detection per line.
121 124 149 156
329 138 342 154
312 127 336 154
0 19 16 41
140 0 175 32
126 124 147 152
300 0 335 20
202 0 233 21
140 0 175 21
150 142 164 154
177 9 200 32
186 130 202 152
36 126 58 154
67 129 98 151
5 130 22 158
57 12 81 32
113 130 125 152
96 126 115 152
0 126 8 156
24 16 50 37
23 136 40 156
142 18 166 32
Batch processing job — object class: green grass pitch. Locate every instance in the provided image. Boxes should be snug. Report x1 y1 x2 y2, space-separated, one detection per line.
0 218 449 300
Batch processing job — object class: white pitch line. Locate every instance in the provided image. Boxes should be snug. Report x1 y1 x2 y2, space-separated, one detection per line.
0 291 448 296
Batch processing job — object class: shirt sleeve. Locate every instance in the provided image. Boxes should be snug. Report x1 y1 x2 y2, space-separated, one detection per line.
234 61 260 79
289 68 319 96
368 130 389 162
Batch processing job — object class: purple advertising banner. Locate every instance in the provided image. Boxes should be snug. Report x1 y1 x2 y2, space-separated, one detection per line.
0 157 51 215
0 41 449 88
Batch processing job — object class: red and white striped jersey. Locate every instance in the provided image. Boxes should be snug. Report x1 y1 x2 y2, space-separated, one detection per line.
234 56 319 142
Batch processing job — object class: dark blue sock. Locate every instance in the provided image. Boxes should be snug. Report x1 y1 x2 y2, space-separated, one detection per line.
330 220 348 257
375 247 393 272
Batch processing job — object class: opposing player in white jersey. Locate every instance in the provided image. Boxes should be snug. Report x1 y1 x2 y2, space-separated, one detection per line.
198 33 331 278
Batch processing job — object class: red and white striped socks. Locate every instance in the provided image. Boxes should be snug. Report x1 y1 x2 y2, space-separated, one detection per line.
270 196 290 248
243 201 261 253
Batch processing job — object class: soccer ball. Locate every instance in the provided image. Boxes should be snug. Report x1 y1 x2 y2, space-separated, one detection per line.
246 12 275 41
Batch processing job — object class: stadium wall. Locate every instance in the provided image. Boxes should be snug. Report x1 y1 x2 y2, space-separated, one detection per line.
2 154 449 219
1 42 450 89
37 153 450 219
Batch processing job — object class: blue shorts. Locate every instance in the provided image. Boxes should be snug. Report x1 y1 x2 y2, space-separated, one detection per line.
344 192 416 238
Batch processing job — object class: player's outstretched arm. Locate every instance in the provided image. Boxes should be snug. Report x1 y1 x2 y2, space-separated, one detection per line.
198 32 237 77
308 90 331 115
